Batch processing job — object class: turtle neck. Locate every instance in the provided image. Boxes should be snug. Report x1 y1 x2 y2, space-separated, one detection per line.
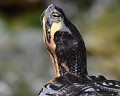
41 4 88 78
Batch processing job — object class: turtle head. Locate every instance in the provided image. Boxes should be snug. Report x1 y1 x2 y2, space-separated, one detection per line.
41 4 66 44
41 4 88 78
41 4 65 29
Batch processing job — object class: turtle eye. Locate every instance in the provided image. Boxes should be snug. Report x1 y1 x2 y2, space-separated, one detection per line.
52 12 60 18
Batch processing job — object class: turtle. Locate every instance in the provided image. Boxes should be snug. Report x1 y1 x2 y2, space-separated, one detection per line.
39 4 120 96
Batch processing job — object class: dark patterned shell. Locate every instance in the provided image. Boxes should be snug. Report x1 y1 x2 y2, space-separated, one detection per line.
39 74 120 96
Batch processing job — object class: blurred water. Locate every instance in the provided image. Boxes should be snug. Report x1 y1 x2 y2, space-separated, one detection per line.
0 19 54 95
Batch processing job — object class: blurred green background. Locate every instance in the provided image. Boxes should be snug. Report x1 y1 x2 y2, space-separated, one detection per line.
0 0 120 96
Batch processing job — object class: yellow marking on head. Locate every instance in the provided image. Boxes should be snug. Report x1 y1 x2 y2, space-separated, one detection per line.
49 22 62 77
50 22 62 40
42 16 47 42
52 12 60 19
42 15 62 77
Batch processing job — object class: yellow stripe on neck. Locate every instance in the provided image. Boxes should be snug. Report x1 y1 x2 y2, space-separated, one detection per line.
50 22 62 77
43 16 47 42
43 16 62 77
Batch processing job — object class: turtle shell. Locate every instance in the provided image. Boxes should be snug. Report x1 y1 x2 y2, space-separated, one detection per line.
39 73 120 96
